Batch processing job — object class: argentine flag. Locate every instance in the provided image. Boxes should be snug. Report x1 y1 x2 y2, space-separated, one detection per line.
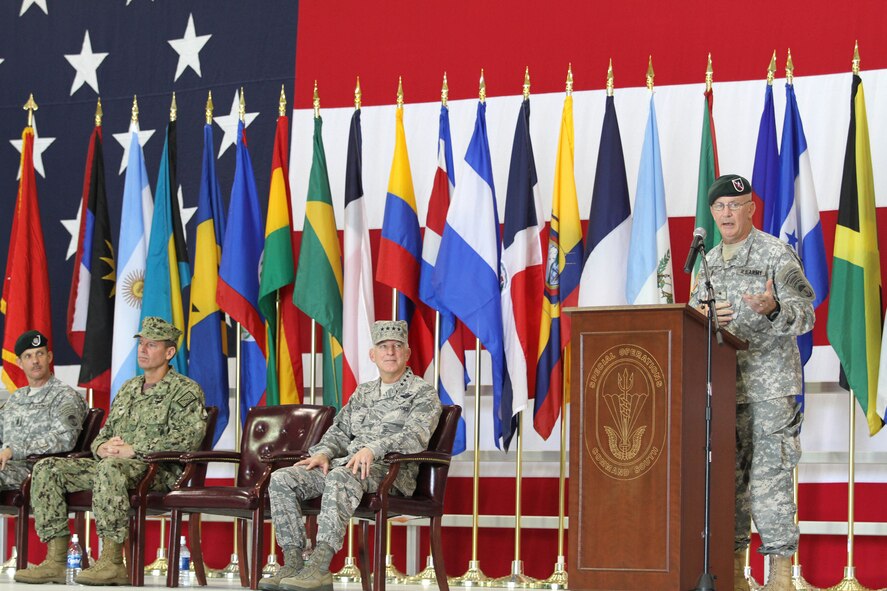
111 122 153 397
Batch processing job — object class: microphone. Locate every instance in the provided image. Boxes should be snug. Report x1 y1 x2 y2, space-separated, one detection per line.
683 227 707 274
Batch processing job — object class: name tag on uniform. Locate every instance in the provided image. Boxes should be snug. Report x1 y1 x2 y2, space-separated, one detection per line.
738 269 765 276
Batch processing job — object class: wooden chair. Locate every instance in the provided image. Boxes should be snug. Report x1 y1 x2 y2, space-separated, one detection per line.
165 404 335 589
301 404 462 591
0 407 105 570
67 406 219 586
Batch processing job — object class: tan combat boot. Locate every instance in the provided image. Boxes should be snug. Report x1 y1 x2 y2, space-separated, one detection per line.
280 542 334 591
259 549 305 590
734 550 750 591
14 535 70 584
762 554 792 591
75 538 129 586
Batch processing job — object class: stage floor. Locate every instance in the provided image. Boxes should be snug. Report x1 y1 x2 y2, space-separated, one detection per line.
0 574 444 590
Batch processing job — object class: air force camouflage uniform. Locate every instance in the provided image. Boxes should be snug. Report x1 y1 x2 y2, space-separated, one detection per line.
0 376 87 490
29 369 206 543
691 227 815 556
269 367 442 553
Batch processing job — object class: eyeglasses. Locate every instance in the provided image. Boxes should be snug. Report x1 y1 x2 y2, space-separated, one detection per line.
376 342 404 352
710 200 753 212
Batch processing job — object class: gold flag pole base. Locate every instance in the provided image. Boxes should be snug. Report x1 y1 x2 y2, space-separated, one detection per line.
406 555 438 585
383 554 408 583
538 556 568 590
745 565 763 589
792 564 820 591
490 560 540 589
826 567 877 591
203 565 226 579
450 560 491 587
144 548 169 576
333 556 361 583
0 547 18 573
262 553 280 578
220 552 241 579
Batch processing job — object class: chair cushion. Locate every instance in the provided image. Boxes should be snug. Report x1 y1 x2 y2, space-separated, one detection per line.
0 489 24 511
164 486 261 514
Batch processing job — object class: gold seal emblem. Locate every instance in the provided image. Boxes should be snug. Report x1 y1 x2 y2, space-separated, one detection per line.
586 344 666 481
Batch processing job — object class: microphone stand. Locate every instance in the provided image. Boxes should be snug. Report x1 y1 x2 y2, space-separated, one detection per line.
692 246 721 591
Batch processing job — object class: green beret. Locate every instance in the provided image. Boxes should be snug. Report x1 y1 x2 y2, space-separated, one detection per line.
15 330 48 357
134 316 182 342
708 174 753 205
371 320 408 345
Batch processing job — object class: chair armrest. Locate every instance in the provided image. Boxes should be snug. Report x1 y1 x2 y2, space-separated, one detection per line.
383 450 451 465
65 451 95 459
26 450 77 462
142 451 190 462
260 451 309 468
180 450 241 464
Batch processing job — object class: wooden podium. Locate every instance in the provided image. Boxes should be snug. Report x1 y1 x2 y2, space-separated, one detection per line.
566 304 746 591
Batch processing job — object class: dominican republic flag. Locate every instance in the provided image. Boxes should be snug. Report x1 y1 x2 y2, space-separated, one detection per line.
754 81 778 234
419 102 467 456
111 119 152 398
433 99 506 449
501 97 544 450
626 92 672 305
342 107 377 400
579 92 631 306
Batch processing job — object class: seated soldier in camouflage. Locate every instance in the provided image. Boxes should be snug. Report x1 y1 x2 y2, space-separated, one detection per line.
16 317 207 586
261 320 442 591
0 330 88 490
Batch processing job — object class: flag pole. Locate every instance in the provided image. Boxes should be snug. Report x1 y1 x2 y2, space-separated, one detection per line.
263 295 284 578
825 389 873 591
219 327 245 582
451 337 489 586
541 346 569 589
309 320 317 405
790 467 814 591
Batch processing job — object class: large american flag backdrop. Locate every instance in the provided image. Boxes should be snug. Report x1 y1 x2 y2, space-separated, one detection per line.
3 0 887 585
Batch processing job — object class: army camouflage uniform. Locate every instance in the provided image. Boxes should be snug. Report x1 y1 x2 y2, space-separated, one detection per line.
269 367 442 553
0 376 87 490
29 368 206 543
691 227 815 557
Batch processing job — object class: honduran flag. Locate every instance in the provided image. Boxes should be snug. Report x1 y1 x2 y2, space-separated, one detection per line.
419 101 467 456
433 98 506 448
376 102 434 376
501 96 544 450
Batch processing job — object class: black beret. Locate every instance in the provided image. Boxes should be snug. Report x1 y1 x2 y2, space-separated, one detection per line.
708 174 753 205
15 330 48 357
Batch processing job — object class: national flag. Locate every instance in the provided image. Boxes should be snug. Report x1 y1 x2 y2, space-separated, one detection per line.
188 118 229 446
432 98 506 448
692 85 721 272
377 101 435 379
111 117 153 397
828 73 885 436
753 82 778 234
1 123 52 391
419 101 467 456
293 115 344 409
774 79 830 408
341 106 377 402
501 96 544 450
626 92 673 305
258 108 304 406
218 115 267 421
579 91 631 306
67 114 115 393
534 91 582 440
142 112 190 374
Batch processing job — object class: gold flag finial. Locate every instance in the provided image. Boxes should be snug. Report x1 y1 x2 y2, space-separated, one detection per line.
238 87 246 122
705 53 714 92
397 76 404 108
313 80 320 118
566 63 573 96
441 72 449 107
205 90 214 124
95 97 103 127
479 68 486 103
131 95 139 124
767 50 777 85
786 49 795 85
170 92 177 122
852 40 860 75
23 93 38 127
523 66 531 100
646 56 655 91
354 77 361 110
606 58 614 97
280 84 287 117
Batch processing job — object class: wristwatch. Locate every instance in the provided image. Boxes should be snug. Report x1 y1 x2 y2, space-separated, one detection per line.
766 298 781 321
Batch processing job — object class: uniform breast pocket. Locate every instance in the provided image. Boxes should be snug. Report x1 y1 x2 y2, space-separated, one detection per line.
140 405 171 438
16 402 51 434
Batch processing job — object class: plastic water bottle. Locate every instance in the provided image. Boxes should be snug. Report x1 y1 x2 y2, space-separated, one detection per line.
178 535 191 587
66 534 82 585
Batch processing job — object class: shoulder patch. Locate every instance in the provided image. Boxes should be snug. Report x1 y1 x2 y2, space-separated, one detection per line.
777 265 815 300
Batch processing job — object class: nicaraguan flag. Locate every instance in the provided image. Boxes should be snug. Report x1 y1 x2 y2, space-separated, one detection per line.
432 100 506 448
